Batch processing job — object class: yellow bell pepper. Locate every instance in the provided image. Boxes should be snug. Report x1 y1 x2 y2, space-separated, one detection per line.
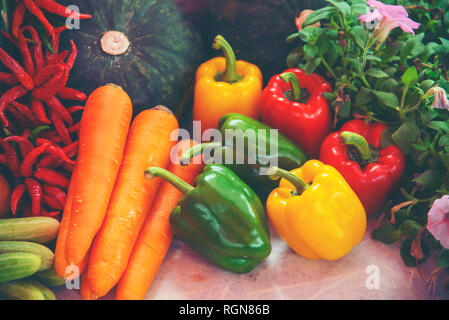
266 160 367 261
193 35 262 134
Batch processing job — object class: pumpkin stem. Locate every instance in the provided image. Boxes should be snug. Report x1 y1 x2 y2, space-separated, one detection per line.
212 35 242 84
101 31 130 56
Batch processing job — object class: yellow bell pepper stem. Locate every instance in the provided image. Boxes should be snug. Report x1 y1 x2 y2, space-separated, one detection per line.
267 166 309 195
340 131 372 161
280 72 301 102
266 160 367 261
212 35 243 84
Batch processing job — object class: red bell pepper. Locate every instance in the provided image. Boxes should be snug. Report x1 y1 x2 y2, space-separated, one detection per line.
319 120 406 215
260 68 332 158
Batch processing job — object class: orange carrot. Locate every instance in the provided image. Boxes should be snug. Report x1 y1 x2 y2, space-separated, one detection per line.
65 84 132 266
116 139 203 300
54 163 87 278
80 272 97 300
86 106 179 298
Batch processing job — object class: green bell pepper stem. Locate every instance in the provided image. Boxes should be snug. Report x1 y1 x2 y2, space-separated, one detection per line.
213 35 241 84
180 142 223 164
145 167 194 194
267 166 309 195
280 72 301 102
340 131 372 161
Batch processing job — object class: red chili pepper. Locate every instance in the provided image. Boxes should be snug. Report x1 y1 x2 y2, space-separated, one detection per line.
10 101 40 127
0 154 6 164
3 136 34 157
18 30 36 76
319 120 406 215
32 68 67 101
42 184 66 206
44 96 73 125
12 3 26 38
0 72 19 86
65 40 77 71
33 167 69 188
11 184 26 215
31 99 51 124
0 31 19 47
45 26 67 61
0 140 21 178
22 202 33 217
48 110 72 145
36 143 75 168
45 51 68 66
21 26 45 72
260 68 333 158
0 48 34 90
34 63 64 86
25 178 42 216
67 106 84 114
42 194 63 210
58 88 87 102
20 141 52 177
34 0 91 19
0 85 29 125
40 207 60 218
38 131 61 144
6 104 31 128
22 0 55 39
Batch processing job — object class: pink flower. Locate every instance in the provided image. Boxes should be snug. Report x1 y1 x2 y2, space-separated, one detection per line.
431 87 449 111
359 0 420 43
427 195 449 249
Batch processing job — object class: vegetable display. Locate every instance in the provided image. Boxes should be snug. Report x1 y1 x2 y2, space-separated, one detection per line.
260 68 333 158
320 120 406 215
182 113 308 199
86 107 179 299
58 0 204 114
116 139 204 300
193 35 262 133
266 160 367 260
145 164 272 273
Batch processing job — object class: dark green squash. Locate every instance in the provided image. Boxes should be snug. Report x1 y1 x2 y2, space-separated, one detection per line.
59 0 204 113
203 0 327 81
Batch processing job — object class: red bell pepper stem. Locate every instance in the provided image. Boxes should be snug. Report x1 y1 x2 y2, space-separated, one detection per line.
31 99 51 125
3 136 34 157
25 178 43 216
22 0 55 39
33 167 70 188
0 47 34 90
340 131 372 161
12 3 26 38
0 85 29 126
34 0 92 19
267 166 309 195
280 72 301 102
44 96 73 125
11 184 27 215
212 35 242 84
20 141 52 177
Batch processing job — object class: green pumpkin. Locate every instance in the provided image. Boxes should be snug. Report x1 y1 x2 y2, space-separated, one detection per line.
60 0 204 113
204 0 327 81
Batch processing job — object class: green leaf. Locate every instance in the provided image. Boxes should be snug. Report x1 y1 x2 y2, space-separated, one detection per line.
355 87 374 106
427 121 449 134
379 78 399 92
322 92 337 100
327 0 351 17
391 121 419 154
338 98 351 119
287 47 302 68
303 6 336 27
438 135 449 148
298 27 324 44
351 25 367 49
350 0 368 15
366 68 389 79
437 249 449 268
420 79 435 93
372 223 401 245
303 44 318 59
371 90 400 109
400 38 416 65
304 57 321 75
413 169 443 189
402 67 418 88
399 220 422 239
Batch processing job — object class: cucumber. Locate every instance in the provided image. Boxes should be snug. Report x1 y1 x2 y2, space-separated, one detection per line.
0 252 42 283
0 280 45 300
33 268 65 287
0 241 54 271
0 217 60 243
27 280 56 300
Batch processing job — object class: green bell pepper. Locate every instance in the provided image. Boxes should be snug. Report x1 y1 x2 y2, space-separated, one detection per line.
145 163 271 273
183 113 308 199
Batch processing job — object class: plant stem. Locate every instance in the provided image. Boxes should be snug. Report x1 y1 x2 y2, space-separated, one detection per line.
212 35 241 84
320 55 337 79
267 166 309 195
280 72 302 101
180 142 222 164
340 131 373 161
145 167 194 194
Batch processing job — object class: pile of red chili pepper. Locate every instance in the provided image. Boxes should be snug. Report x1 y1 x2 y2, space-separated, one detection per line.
0 23 86 219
